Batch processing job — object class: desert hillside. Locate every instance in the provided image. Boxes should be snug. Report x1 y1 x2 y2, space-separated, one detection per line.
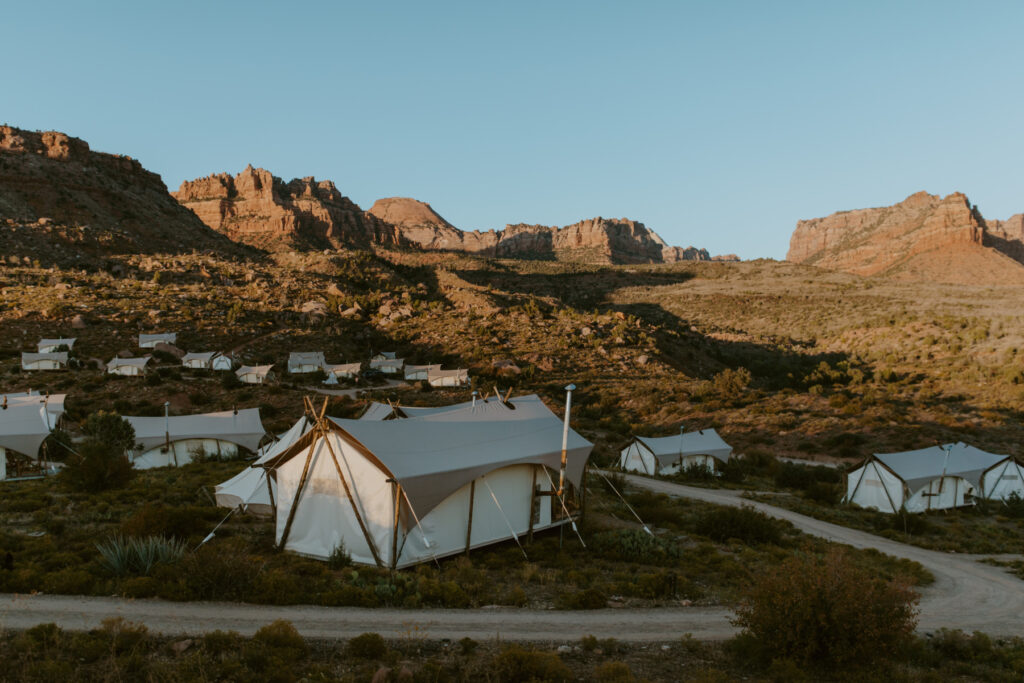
787 191 1024 284
0 126 247 266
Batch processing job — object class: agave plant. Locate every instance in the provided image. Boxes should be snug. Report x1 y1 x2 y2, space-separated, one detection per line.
96 535 187 576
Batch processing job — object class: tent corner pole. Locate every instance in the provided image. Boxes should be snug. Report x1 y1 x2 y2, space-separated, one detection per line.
465 479 476 556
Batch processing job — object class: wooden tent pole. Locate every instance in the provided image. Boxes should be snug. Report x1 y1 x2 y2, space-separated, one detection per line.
465 480 476 555
390 480 401 570
277 439 317 549
527 467 538 543
322 431 385 568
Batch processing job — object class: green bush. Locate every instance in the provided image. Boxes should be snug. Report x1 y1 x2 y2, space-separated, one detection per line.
345 632 387 659
175 539 261 601
731 548 919 667
694 506 783 545
491 645 572 682
253 620 308 659
61 439 134 493
591 529 682 564
121 504 213 540
803 482 840 505
555 587 607 609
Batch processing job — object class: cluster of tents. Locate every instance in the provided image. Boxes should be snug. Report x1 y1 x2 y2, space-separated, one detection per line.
286 351 470 388
214 393 591 568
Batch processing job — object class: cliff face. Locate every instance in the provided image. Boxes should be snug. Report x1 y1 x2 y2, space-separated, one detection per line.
787 191 1024 280
173 166 401 250
0 126 242 264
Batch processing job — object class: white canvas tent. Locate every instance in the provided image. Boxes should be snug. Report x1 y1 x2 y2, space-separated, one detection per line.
265 394 592 568
619 429 733 475
211 353 235 371
139 333 176 348
324 362 361 383
427 367 469 387
182 352 217 369
237 365 274 384
125 408 266 470
37 338 75 353
844 443 1023 513
0 396 65 480
21 352 68 371
370 358 404 375
107 356 150 376
288 352 326 374
215 416 312 515
404 364 441 381
371 351 398 362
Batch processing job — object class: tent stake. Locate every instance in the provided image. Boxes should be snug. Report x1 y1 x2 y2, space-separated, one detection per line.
465 480 476 555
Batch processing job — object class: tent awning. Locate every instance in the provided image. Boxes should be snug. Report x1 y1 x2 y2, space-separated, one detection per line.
873 443 1008 492
125 408 266 452
0 403 60 457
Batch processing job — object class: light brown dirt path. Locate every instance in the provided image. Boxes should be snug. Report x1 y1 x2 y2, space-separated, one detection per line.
0 595 734 642
617 473 1024 637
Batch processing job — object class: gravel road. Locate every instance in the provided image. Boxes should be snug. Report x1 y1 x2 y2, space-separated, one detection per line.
2 474 1020 642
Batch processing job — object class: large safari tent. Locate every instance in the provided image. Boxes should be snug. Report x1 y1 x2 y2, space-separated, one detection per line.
619 429 733 475
124 408 266 469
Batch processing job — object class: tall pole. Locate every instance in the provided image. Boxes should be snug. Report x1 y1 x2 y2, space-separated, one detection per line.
558 384 575 496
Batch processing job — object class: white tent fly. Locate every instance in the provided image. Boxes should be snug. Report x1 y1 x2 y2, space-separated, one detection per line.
427 368 469 387
324 362 361 383
139 333 177 349
288 352 326 374
371 351 398 362
264 394 592 568
21 352 68 371
370 358 404 375
844 443 1023 513
37 338 76 353
237 365 274 384
211 353 235 371
0 396 65 480
404 364 441 381
182 352 217 369
619 430 733 475
215 416 312 515
125 408 266 470
107 356 151 376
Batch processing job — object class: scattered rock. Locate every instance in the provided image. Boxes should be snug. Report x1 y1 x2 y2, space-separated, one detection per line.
71 314 87 329
636 354 649 366
170 639 193 655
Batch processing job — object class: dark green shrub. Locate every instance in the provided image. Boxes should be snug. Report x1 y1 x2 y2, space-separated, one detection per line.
694 506 783 545
253 620 308 658
591 529 682 564
345 632 387 659
555 587 607 609
731 548 919 667
121 504 213 540
61 439 133 493
327 542 351 570
174 539 260 601
804 482 840 505
593 661 637 682
491 645 572 682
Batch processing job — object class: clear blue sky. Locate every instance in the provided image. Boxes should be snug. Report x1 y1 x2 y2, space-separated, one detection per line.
3 1 1022 259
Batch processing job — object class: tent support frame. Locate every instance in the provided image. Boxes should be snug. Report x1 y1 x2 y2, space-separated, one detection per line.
527 467 538 543
390 480 401 571
465 480 476 555
322 428 385 568
277 440 317 549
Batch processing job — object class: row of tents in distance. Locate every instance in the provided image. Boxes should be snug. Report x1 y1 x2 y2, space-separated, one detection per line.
18 335 470 387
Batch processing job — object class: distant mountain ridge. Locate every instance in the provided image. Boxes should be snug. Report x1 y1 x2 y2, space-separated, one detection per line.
787 191 1024 284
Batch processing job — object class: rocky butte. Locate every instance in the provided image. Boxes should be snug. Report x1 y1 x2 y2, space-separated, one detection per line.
787 191 1024 284
0 125 242 265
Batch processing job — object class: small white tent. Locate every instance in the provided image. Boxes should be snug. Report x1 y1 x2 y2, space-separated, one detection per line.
237 365 274 384
371 351 398 362
844 443 1021 513
37 338 76 353
427 368 469 387
107 356 150 376
215 416 312 515
288 352 326 374
370 357 404 375
264 394 592 568
182 352 217 369
211 353 235 371
324 362 361 382
139 333 176 349
0 396 65 480
404 364 441 381
125 408 266 469
619 430 733 475
21 352 68 371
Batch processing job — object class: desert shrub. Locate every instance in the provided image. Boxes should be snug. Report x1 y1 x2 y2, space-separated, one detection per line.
174 538 261 601
888 510 932 536
491 645 572 682
327 542 352 569
677 462 715 482
712 367 752 399
145 372 163 386
253 619 308 659
555 587 607 609
1000 492 1024 518
694 506 783 545
804 482 840 505
591 529 682 564
96 535 186 576
774 462 840 491
345 632 388 659
593 661 637 682
718 458 746 483
82 411 136 452
120 504 213 540
221 371 243 389
61 439 134 493
731 548 919 668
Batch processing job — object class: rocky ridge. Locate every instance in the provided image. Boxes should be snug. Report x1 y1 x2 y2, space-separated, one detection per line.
0 125 244 266
787 191 1024 282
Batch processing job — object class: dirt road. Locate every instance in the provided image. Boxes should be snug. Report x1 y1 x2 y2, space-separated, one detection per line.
2 476 1021 642
618 474 1024 637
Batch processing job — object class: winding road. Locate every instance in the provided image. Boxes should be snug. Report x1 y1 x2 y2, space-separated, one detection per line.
1 475 1021 642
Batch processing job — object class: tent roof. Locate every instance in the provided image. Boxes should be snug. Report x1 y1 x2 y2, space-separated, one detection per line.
325 362 361 374
272 394 592 517
139 333 176 343
374 351 398 360
289 352 325 364
254 416 311 465
38 338 76 347
182 352 217 362
22 352 68 364
428 368 468 379
2 393 66 416
359 402 397 421
405 364 441 372
370 358 404 369
873 443 1008 492
237 364 273 376
108 356 150 369
634 429 733 465
124 408 266 452
0 403 58 457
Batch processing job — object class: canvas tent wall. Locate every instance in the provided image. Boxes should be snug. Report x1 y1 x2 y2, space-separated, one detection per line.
0 398 65 480
237 365 273 384
844 443 1018 513
619 430 733 476
427 368 469 387
107 356 150 376
265 394 592 568
288 352 326 374
182 352 217 369
211 353 235 371
370 358 404 374
215 416 312 515
404 364 441 381
21 352 68 371
139 333 176 348
324 362 361 383
125 408 266 469
37 338 75 353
